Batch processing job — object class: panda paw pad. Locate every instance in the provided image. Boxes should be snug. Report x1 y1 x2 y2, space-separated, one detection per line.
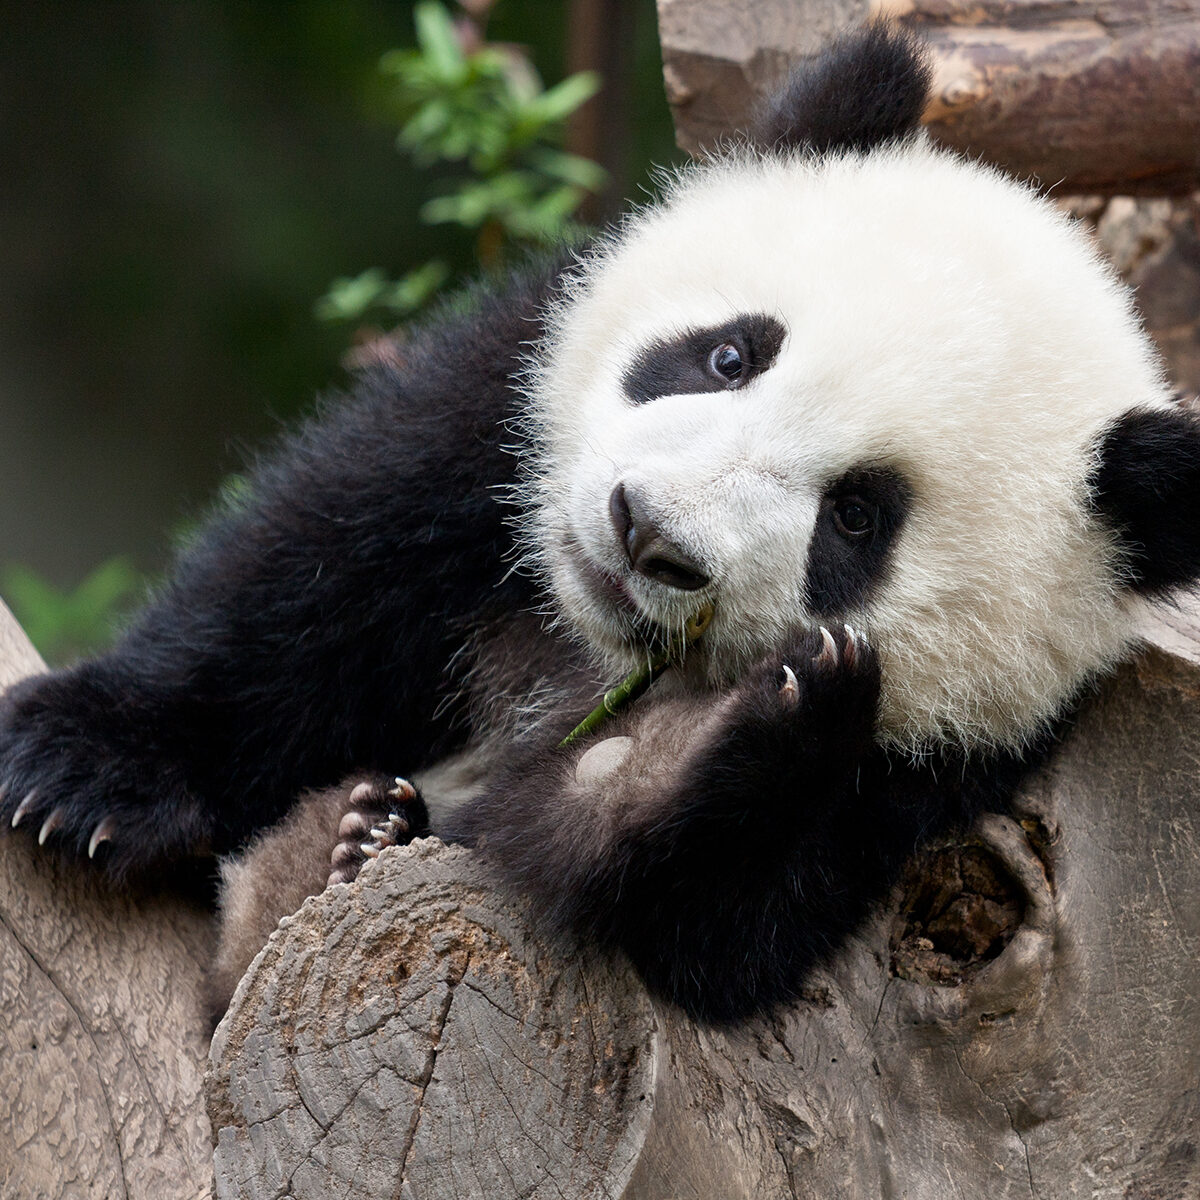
326 776 428 888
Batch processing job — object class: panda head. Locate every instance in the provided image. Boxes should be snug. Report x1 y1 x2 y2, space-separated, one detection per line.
519 23 1200 754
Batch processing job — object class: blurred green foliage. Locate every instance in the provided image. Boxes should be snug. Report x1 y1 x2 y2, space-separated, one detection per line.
2 560 142 665
317 0 604 326
2 1 678 665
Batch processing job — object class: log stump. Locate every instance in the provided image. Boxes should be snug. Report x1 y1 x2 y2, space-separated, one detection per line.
209 647 1200 1198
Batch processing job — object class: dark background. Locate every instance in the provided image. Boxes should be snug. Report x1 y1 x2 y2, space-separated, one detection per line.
0 0 677 604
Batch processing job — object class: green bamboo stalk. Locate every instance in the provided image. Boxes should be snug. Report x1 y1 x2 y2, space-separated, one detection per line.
559 604 713 747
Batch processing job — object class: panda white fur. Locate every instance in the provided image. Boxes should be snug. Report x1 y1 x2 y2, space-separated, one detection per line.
3 24 1200 1021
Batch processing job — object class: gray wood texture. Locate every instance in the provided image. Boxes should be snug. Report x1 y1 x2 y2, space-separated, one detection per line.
0 599 214 1200
658 0 1200 194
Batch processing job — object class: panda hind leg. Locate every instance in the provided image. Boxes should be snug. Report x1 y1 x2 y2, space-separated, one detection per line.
207 774 428 1025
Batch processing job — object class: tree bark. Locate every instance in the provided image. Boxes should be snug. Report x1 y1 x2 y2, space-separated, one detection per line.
658 0 1200 194
208 632 1200 1198
0 600 214 1200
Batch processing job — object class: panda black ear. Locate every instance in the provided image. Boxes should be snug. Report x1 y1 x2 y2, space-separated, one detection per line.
747 21 932 157
1092 405 1200 594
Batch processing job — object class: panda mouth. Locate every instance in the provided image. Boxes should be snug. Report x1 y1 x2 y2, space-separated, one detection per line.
570 546 707 654
577 556 644 622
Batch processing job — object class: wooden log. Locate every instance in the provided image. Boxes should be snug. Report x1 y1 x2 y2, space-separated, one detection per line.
209 644 1200 1198
658 0 1200 194
0 600 214 1200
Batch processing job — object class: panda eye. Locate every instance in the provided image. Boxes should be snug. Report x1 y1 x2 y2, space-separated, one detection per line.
832 497 875 539
706 342 745 385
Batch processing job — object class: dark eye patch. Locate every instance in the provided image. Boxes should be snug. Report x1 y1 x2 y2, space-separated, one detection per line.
804 466 911 615
622 314 787 406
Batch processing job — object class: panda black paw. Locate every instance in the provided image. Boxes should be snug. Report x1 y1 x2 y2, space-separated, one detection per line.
779 622 875 694
0 672 210 877
8 794 118 859
760 622 881 747
5 780 208 879
326 775 429 888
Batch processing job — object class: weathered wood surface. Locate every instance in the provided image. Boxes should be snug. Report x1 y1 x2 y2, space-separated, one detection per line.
209 643 1200 1198
0 599 214 1200
658 0 1200 194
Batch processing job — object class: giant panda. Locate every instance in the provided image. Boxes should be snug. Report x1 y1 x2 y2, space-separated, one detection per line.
3 24 1200 1022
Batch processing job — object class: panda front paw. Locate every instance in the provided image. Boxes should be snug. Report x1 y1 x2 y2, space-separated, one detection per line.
0 671 208 877
779 621 876 697
8 788 116 858
327 775 429 887
754 622 881 754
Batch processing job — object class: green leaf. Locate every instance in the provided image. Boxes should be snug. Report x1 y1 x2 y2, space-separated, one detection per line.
397 99 455 157
381 260 450 312
527 147 608 191
420 190 483 227
507 184 586 240
314 268 391 322
314 262 450 323
378 47 419 79
71 558 142 622
322 5 608 328
413 1 464 81
528 71 601 125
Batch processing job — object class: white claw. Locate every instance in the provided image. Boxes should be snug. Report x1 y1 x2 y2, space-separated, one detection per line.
779 664 799 706
37 807 65 846
360 841 382 858
814 625 839 668
843 623 858 667
11 788 37 829
388 777 416 802
87 817 116 860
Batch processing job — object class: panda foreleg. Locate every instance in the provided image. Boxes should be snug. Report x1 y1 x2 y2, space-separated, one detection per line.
0 385 489 877
454 623 884 1020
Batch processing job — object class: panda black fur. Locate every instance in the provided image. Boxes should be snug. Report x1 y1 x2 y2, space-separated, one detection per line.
4 24 1200 1023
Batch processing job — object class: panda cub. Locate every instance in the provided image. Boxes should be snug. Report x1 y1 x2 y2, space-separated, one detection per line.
3 24 1200 1022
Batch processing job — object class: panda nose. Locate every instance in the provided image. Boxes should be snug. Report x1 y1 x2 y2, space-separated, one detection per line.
608 483 710 591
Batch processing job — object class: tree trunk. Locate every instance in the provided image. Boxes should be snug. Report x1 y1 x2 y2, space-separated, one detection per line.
208 632 1200 1198
0 600 214 1200
658 0 1200 194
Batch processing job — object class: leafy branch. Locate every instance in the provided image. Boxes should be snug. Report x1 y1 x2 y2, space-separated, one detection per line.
318 0 604 327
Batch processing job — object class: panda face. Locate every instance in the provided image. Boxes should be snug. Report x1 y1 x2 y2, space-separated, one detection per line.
519 141 1174 753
